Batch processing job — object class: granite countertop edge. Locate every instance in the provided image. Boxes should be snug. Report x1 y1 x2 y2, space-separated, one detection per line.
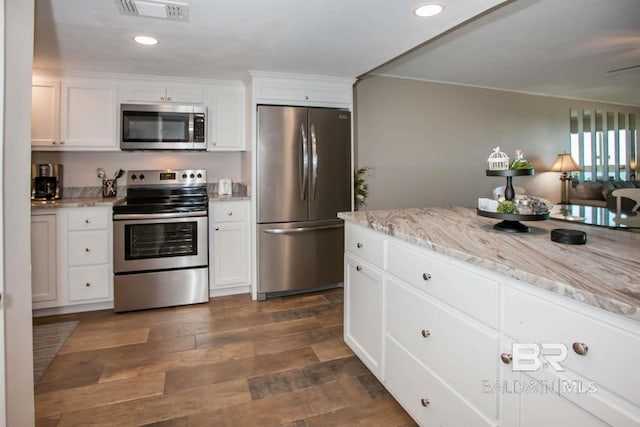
31 197 125 209
339 208 640 323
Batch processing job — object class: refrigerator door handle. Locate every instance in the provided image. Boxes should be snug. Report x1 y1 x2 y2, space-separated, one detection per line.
300 123 309 201
262 223 344 234
310 123 318 201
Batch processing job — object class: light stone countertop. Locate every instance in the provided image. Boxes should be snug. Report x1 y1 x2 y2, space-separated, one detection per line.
31 197 124 209
208 193 251 202
339 207 640 322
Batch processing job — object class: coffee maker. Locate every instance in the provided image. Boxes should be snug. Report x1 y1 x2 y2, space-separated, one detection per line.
31 164 63 200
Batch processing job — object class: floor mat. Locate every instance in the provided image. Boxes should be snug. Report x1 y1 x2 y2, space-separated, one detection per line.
32 320 79 384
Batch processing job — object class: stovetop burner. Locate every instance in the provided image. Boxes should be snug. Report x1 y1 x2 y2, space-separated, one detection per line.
113 169 208 215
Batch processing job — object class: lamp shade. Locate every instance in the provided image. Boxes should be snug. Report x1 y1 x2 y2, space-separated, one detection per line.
550 153 582 173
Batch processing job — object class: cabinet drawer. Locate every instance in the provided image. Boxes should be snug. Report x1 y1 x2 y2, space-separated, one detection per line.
68 264 110 302
387 241 498 328
68 231 109 266
211 201 247 222
504 286 640 407
387 277 499 418
345 223 385 267
68 208 109 230
385 336 495 427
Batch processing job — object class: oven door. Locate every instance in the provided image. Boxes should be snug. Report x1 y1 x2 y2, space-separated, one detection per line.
113 213 208 274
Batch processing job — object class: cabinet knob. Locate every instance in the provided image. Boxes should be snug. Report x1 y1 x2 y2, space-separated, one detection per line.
356 242 363 248
227 211 233 216
421 329 431 338
215 227 219 231
356 265 363 272
422 273 432 281
85 219 90 224
85 282 91 287
52 141 57 145
572 342 589 356
304 95 309 100
60 141 65 145
420 398 430 407
85 248 91 252
500 353 512 364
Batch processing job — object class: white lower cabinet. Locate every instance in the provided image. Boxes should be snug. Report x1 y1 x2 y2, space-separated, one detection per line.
343 222 640 426
31 206 114 312
31 213 57 303
344 254 383 378
209 200 251 295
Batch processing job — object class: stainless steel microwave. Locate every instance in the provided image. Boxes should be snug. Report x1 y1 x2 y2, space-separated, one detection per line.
120 104 206 150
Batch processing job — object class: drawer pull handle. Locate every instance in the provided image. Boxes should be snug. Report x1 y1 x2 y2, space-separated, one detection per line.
421 329 431 338
500 353 512 364
85 282 91 287
422 273 432 281
85 248 91 252
572 342 589 356
420 398 430 407
356 265 363 272
356 242 363 248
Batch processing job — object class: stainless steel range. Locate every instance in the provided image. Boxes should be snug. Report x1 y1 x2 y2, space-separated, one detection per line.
113 169 209 312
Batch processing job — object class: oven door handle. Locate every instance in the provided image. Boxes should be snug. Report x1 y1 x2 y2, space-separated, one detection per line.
113 211 208 220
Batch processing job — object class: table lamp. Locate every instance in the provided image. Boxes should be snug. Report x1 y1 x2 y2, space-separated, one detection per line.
550 153 582 204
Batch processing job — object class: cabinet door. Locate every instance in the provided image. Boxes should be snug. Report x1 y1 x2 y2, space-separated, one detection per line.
166 86 205 104
61 81 117 149
119 85 167 103
31 214 57 303
31 80 60 147
212 221 249 287
344 254 383 378
207 85 245 150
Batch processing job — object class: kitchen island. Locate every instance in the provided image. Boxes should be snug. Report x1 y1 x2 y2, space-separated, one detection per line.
339 207 640 427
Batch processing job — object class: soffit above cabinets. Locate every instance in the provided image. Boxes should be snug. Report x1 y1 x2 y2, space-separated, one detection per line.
33 0 508 80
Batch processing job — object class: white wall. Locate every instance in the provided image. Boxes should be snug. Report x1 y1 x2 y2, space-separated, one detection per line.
32 151 243 187
3 0 36 425
355 76 640 210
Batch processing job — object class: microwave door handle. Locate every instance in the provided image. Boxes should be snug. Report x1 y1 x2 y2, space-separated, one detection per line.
300 123 308 202
311 123 318 201
188 113 195 144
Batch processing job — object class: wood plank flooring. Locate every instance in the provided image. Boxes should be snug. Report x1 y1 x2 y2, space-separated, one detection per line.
33 288 415 426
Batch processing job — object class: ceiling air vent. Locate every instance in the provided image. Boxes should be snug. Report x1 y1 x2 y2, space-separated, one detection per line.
115 0 189 21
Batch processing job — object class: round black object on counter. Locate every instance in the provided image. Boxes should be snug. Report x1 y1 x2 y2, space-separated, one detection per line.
550 229 587 245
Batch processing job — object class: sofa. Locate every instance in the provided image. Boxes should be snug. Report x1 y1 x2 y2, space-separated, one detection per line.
570 180 640 211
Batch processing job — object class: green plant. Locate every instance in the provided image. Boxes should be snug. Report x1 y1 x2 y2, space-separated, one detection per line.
497 200 517 214
354 167 370 209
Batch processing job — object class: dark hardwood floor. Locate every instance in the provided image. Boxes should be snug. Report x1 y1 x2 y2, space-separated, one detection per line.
33 288 415 426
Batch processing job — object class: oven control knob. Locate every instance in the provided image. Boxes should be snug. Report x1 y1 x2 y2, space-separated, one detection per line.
190 173 195 178
182 173 187 179
139 174 145 180
131 174 137 180
197 173 202 178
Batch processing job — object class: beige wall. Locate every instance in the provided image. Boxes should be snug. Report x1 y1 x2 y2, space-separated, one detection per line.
32 151 243 188
354 76 640 210
3 0 36 424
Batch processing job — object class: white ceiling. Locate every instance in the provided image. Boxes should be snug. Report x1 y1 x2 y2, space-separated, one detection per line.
33 0 507 81
373 0 640 106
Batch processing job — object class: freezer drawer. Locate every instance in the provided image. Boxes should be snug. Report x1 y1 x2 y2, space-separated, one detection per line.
258 220 344 297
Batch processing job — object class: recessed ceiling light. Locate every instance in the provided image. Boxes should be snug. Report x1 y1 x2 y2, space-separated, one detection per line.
133 35 158 46
413 3 444 17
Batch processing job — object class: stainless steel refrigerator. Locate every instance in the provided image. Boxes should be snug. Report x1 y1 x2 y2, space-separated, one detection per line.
257 105 351 300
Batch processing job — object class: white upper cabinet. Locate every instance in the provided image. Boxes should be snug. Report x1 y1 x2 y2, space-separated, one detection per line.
31 79 61 147
60 80 117 150
32 76 118 151
207 84 246 151
119 83 205 104
251 71 354 108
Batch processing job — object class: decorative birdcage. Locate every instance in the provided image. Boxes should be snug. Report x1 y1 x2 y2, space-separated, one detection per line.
487 146 509 171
